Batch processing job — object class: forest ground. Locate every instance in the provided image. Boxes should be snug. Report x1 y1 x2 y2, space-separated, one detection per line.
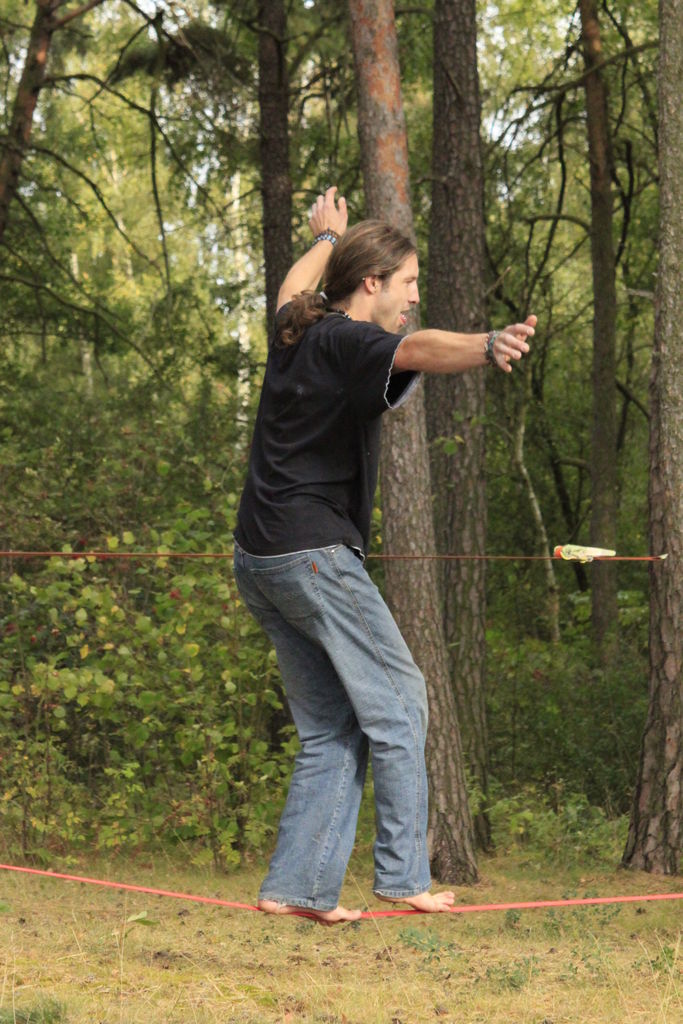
1 848 680 1024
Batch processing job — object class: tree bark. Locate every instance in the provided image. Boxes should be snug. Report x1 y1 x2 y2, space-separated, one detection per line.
425 0 491 850
579 0 620 657
622 0 683 876
348 0 478 883
257 0 293 329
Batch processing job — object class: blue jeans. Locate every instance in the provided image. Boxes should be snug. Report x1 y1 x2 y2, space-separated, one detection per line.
233 541 430 911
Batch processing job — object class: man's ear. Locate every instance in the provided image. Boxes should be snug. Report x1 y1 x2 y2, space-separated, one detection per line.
362 275 379 294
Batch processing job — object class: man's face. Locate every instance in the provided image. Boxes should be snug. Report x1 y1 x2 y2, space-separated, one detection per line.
369 253 420 333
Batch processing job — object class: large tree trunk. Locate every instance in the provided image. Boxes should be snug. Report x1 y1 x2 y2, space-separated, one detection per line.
622 0 683 876
425 0 491 851
579 0 620 657
257 0 293 328
348 0 478 883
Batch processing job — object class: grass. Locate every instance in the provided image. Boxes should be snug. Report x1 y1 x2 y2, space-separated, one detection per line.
0 850 681 1024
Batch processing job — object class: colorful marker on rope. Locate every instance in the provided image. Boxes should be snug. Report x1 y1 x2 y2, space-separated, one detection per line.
553 544 668 563
554 544 617 562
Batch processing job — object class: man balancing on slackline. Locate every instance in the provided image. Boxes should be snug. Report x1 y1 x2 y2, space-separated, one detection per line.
233 186 535 925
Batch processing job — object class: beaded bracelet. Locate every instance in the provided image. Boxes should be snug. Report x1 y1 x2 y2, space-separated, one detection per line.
312 229 339 247
484 330 500 368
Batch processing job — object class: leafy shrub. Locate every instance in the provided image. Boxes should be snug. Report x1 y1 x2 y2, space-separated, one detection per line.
486 630 648 812
488 783 628 866
0 537 295 867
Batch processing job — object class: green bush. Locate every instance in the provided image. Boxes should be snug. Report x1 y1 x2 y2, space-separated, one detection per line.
486 629 648 813
489 784 629 866
0 363 297 868
0 539 294 867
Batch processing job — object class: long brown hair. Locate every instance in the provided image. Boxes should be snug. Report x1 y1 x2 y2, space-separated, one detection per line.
278 220 416 347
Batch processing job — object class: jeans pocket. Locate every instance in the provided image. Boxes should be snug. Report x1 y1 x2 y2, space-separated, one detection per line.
249 554 324 622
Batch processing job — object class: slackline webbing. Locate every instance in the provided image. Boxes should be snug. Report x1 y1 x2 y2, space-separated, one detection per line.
1 864 682 920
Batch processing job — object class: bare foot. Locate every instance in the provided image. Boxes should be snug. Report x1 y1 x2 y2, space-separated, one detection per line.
374 890 455 913
258 899 362 926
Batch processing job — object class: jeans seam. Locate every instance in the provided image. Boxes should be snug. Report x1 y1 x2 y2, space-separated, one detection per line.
326 546 426 876
326 549 401 698
311 730 353 900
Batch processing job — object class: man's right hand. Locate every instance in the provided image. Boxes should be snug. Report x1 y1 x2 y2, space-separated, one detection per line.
277 187 348 310
309 186 348 239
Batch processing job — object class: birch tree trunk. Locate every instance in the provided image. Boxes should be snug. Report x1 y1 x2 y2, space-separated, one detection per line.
622 0 683 876
348 0 478 883
425 0 491 851
511 375 561 644
579 0 620 658
71 253 94 398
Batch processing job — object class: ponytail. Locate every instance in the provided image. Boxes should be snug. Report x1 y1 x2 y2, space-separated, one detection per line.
276 220 416 348
278 291 328 348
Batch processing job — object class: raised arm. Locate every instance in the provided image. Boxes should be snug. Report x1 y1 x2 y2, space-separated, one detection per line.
276 186 348 311
394 316 536 374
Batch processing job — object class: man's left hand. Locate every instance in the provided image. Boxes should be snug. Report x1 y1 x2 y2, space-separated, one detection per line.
492 315 536 372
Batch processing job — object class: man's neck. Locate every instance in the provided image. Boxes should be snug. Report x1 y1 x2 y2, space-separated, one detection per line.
343 292 375 323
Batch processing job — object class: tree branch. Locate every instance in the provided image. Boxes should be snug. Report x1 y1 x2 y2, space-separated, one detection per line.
615 379 649 420
523 213 591 233
0 272 160 373
511 41 658 100
555 456 590 470
45 72 228 224
53 0 107 30
28 142 161 277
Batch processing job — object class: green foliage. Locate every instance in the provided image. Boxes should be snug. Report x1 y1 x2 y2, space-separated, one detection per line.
0 536 294 865
0 367 293 868
636 944 678 975
489 785 629 867
481 0 656 614
483 956 540 992
0 541 294 866
486 626 648 811
0 1000 67 1024
398 925 459 965
123 909 159 930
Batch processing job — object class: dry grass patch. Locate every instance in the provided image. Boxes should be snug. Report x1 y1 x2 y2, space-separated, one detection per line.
0 854 680 1023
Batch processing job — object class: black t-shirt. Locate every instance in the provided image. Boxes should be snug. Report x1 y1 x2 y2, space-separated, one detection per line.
234 308 419 557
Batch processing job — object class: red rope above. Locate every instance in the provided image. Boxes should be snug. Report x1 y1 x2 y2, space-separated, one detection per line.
0 550 666 562
2 863 682 920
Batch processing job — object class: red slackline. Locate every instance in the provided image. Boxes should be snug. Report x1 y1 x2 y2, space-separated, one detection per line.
1 864 682 920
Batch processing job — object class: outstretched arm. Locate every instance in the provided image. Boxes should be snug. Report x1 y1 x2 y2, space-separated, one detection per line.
394 316 536 374
276 186 348 311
